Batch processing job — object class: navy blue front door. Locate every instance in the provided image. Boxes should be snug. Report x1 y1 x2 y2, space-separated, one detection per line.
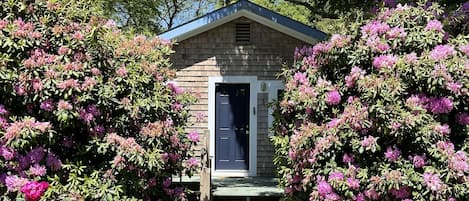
215 84 250 170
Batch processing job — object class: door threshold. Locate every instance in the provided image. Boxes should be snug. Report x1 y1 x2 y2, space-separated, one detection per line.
213 170 250 177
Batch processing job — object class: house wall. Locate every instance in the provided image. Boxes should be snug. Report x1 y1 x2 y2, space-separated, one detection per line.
171 17 308 176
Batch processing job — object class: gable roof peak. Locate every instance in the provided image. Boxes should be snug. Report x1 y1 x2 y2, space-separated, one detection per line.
159 0 327 44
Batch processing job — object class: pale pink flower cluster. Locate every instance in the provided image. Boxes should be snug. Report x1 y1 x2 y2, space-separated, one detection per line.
366 36 390 52
364 189 379 200
105 19 116 28
81 76 97 90
23 49 56 68
185 157 199 169
446 81 462 94
57 100 72 110
140 121 165 137
346 177 360 190
116 67 128 77
30 78 43 93
44 69 57 78
327 118 341 129
405 52 418 64
195 112 206 122
58 46 71 55
312 42 332 55
436 141 455 156
29 164 47 177
328 171 344 182
106 133 143 153
317 177 340 200
187 131 199 142
434 141 469 174
167 82 184 95
298 85 316 101
5 175 28 192
448 151 469 174
294 46 313 60
63 62 83 71
4 118 51 142
386 27 407 39
361 135 378 149
301 134 339 165
372 54 398 69
112 155 126 168
0 20 7 30
412 155 426 168
345 67 366 88
57 79 79 90
435 123 451 135
430 45 456 61
425 19 443 32
71 31 84 41
431 64 452 81
459 44 469 55
361 21 390 38
12 18 42 39
0 146 15 160
293 72 308 85
423 172 443 192
384 146 401 162
326 90 341 105
329 34 351 48
91 67 101 75
340 103 369 131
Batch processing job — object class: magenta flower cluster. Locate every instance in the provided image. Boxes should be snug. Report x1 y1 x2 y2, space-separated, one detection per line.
20 181 49 201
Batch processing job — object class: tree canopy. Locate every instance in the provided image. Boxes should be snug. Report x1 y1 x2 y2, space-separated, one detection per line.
95 0 212 34
213 0 469 34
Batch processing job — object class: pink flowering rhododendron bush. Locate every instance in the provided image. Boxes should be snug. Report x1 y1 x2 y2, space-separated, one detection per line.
0 0 198 200
272 3 469 201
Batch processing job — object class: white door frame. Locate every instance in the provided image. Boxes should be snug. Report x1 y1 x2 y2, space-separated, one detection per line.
208 76 258 177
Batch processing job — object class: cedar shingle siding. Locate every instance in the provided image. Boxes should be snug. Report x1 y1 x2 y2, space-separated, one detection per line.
171 17 306 176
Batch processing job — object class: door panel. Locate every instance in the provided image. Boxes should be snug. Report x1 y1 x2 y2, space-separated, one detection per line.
215 84 250 170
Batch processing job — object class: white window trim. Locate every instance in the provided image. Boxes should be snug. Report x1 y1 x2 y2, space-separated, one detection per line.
266 81 284 137
208 76 259 177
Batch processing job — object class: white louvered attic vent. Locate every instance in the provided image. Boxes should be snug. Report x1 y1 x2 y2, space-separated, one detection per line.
235 23 251 44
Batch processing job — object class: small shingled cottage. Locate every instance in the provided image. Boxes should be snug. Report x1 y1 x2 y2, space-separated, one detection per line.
160 0 326 179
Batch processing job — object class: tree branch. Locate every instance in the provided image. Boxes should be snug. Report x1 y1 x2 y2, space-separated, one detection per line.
283 0 340 19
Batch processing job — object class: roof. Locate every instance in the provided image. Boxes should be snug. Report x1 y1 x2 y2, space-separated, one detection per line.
158 0 327 44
